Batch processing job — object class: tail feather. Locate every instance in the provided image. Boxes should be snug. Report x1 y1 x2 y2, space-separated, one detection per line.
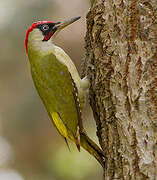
64 137 71 151
80 131 105 168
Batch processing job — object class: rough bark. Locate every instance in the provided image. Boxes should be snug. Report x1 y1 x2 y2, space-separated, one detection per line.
84 0 157 179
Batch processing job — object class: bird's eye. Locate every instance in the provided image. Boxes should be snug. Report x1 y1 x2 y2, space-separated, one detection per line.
42 24 49 31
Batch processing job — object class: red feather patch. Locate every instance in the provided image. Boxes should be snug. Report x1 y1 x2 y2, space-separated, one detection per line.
43 31 53 41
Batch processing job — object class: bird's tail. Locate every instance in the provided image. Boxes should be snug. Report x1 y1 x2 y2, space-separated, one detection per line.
80 131 105 168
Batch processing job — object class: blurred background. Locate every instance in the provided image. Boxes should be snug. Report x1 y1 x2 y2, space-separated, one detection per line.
0 0 103 179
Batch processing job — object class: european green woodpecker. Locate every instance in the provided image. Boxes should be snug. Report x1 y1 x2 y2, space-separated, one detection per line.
25 17 104 167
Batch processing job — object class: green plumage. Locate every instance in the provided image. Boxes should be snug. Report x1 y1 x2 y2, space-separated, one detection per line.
29 51 79 141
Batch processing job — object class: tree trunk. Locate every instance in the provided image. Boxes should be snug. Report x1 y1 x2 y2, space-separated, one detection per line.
84 0 157 179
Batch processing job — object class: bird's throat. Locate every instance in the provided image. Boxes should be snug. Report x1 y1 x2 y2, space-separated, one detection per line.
27 29 55 56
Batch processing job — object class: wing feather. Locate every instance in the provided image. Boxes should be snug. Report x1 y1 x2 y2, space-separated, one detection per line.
31 52 82 142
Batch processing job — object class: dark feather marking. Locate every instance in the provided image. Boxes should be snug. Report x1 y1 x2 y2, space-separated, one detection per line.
69 74 83 151
76 126 80 152
69 75 83 129
64 137 71 152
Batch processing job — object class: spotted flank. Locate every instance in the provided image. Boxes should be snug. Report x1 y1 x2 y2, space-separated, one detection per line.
70 74 83 128
69 74 84 150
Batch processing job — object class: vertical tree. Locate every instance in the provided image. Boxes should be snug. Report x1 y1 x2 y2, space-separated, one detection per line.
84 0 157 179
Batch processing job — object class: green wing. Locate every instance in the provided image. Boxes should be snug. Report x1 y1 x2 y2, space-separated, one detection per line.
31 53 81 141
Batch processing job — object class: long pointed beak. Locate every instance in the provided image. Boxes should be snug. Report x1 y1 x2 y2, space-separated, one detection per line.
53 16 81 32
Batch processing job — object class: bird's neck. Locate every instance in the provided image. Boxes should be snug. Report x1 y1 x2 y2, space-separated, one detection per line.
27 29 55 56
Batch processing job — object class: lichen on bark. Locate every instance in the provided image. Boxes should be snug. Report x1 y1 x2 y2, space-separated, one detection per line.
84 0 157 179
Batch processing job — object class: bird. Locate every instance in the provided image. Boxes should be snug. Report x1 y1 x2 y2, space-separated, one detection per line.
25 16 105 167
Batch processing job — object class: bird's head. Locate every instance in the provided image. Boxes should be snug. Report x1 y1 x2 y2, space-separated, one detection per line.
25 16 80 54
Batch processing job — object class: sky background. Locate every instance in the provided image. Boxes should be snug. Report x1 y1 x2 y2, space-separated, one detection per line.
0 0 103 179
